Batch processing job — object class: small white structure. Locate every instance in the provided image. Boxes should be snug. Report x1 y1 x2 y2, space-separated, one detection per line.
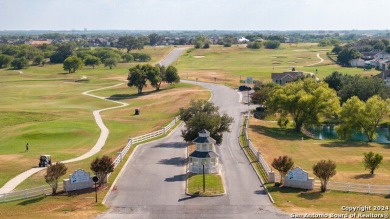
349 58 365 67
63 169 93 192
283 167 315 190
189 130 219 174
238 37 250 43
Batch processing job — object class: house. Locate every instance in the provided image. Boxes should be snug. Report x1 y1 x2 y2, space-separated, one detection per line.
350 58 365 67
374 70 390 86
238 37 250 43
369 52 390 70
188 129 219 174
271 71 303 85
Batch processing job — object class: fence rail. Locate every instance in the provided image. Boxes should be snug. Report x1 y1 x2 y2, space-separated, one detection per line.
0 116 181 203
0 184 63 203
245 115 390 195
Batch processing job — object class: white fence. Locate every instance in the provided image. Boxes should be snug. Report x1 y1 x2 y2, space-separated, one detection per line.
112 115 180 168
0 184 63 203
244 115 390 195
0 115 181 203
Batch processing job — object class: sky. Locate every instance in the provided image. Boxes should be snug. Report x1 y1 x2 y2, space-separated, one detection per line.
1 0 390 31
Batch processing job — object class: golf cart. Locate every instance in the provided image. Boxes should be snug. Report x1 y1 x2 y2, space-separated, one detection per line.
39 155 52 167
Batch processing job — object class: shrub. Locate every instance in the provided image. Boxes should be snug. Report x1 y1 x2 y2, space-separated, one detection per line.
313 160 336 192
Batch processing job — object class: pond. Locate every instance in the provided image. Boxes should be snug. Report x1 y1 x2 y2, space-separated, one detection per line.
308 125 390 143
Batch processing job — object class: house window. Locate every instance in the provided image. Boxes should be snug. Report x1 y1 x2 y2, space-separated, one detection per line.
193 158 198 166
202 144 207 151
209 145 213 151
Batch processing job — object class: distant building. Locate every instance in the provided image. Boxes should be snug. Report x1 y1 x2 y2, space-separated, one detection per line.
374 70 390 86
271 71 303 85
238 37 250 43
26 40 52 46
350 58 365 67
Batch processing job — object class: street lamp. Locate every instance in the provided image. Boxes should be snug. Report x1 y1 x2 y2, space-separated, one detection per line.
201 159 207 192
92 176 99 203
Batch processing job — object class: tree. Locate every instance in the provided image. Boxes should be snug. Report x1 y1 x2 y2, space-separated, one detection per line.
268 79 340 132
122 53 134 63
363 151 383 175
337 47 362 66
271 156 294 184
264 40 281 49
117 36 144 53
45 162 67 195
0 54 13 68
246 42 262 49
84 55 100 69
337 96 390 142
148 33 161 46
138 53 151 62
11 57 29 69
180 100 233 144
33 55 44 66
144 64 162 91
251 86 274 105
63 56 83 73
127 65 148 94
313 160 336 192
50 42 76 63
165 65 180 85
90 156 114 187
103 58 117 69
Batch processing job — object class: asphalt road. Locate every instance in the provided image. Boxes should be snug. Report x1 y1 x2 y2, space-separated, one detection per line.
100 79 288 218
158 47 187 66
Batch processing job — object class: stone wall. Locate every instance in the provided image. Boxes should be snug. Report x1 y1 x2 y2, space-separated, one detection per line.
63 178 93 192
283 176 315 190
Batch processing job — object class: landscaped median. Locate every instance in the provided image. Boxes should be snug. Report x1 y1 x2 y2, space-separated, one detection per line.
186 173 224 196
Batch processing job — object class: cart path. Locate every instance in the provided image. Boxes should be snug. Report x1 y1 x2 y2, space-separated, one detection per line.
0 46 188 194
0 83 128 194
305 53 324 67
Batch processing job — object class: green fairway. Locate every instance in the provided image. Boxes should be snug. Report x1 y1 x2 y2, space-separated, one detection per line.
187 174 224 196
175 44 379 86
0 46 212 189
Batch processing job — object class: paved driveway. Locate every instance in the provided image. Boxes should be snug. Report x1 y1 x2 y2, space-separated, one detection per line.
100 80 288 219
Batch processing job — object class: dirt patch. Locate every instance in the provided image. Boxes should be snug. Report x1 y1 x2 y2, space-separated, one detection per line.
193 56 205 58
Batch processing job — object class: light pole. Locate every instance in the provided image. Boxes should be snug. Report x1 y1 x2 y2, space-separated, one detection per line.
201 159 206 192
92 176 99 203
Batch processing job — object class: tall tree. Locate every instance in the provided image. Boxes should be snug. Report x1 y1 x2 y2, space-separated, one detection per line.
144 64 162 91
45 162 67 195
180 100 233 144
271 156 294 184
84 55 100 69
148 33 161 46
337 95 390 142
268 79 340 132
11 57 29 69
50 42 76 63
117 36 144 53
63 56 83 73
127 65 148 94
0 54 13 68
90 156 114 187
165 65 180 85
313 160 337 192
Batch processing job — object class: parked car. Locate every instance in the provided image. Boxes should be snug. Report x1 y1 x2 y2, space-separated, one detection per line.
238 85 252 91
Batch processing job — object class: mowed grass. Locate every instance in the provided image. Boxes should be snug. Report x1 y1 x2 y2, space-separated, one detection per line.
175 44 379 86
267 184 389 214
0 45 178 188
187 174 224 196
248 118 390 185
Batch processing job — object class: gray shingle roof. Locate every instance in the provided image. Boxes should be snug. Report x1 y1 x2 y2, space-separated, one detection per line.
192 136 217 144
189 151 218 158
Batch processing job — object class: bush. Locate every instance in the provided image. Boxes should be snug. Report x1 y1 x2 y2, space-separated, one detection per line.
11 57 29 69
247 42 262 49
223 43 232 47
271 156 294 184
264 40 281 49
363 152 383 174
313 160 336 192
203 43 210 49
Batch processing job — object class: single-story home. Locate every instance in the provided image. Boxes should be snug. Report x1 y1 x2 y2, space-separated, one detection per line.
271 71 303 85
374 70 390 86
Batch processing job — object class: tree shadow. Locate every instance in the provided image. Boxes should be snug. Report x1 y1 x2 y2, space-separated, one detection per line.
298 191 323 200
249 124 303 141
152 142 187 149
319 142 372 148
17 196 46 205
253 190 267 195
107 90 158 101
157 157 187 166
165 174 187 182
353 173 375 180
